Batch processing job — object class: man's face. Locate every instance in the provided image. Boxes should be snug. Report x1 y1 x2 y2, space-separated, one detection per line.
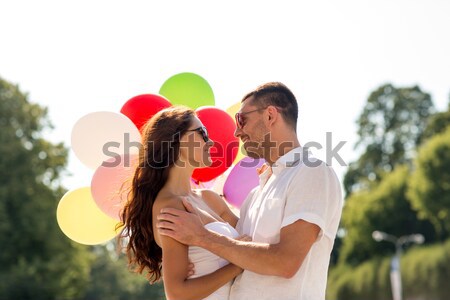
234 97 269 159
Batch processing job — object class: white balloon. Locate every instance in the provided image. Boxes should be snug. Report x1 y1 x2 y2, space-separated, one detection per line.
71 111 141 169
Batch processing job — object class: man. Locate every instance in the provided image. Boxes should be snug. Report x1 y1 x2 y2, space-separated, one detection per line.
158 82 343 299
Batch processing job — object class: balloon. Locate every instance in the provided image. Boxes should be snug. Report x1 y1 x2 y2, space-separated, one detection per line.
210 168 232 196
223 157 265 208
71 111 142 169
91 154 139 220
226 102 246 164
159 72 215 109
56 187 122 245
192 107 239 182
233 141 247 164
225 102 241 117
190 177 216 190
120 94 172 131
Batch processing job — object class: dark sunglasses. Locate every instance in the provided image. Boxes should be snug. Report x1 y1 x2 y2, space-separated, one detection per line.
235 106 283 129
235 107 268 129
187 126 209 142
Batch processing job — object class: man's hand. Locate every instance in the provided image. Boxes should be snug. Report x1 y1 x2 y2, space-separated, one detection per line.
157 198 210 246
236 235 252 242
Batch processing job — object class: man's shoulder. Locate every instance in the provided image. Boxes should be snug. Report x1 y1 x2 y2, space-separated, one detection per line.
288 157 342 193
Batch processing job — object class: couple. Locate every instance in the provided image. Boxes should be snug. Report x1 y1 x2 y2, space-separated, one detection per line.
119 82 343 300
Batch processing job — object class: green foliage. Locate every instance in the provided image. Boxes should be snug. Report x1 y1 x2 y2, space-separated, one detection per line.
84 245 166 300
402 239 450 299
0 76 168 299
421 109 450 142
0 77 91 299
344 84 434 195
327 257 391 300
328 239 450 300
339 166 435 265
407 127 450 239
334 84 450 298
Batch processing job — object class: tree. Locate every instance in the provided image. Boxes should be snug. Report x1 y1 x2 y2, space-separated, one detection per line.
339 166 435 265
344 84 434 196
0 77 91 299
407 127 450 240
421 109 450 142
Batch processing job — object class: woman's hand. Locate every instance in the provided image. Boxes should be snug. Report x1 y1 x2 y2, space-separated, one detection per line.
187 261 195 278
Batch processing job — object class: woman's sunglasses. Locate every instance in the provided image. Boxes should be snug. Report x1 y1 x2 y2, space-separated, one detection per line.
187 126 209 142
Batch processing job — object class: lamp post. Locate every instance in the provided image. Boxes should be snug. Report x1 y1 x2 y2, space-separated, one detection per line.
372 231 425 300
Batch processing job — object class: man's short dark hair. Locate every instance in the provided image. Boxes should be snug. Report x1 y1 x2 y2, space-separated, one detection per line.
242 82 298 130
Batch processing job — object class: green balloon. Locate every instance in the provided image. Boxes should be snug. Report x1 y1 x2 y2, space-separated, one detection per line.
159 72 215 109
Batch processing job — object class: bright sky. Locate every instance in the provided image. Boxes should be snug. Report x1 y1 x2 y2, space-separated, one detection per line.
1 0 449 190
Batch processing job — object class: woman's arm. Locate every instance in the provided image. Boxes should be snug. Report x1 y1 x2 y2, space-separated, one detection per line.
161 233 242 300
200 190 239 227
155 197 241 300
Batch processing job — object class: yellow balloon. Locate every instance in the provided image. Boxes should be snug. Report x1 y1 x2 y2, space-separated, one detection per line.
57 187 122 245
226 102 247 164
225 102 241 118
233 141 247 164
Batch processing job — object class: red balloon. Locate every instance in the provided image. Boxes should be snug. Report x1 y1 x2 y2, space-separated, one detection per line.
120 94 172 131
192 107 239 182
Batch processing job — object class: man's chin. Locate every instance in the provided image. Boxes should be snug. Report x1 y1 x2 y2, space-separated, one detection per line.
243 146 262 159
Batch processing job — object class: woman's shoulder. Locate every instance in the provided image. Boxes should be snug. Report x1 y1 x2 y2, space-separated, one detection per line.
152 194 188 248
153 193 187 212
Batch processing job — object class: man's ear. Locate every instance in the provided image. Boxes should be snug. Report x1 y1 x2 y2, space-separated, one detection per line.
267 106 278 125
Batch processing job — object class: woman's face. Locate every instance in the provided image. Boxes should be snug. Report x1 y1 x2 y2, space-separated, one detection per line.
179 116 213 169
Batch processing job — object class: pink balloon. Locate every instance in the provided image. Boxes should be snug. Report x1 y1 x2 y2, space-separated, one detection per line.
91 154 139 220
223 157 265 208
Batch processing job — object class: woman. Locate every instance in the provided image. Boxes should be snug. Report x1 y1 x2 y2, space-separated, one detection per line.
119 106 244 300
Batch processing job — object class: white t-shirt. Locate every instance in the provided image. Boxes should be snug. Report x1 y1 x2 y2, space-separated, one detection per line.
229 147 343 300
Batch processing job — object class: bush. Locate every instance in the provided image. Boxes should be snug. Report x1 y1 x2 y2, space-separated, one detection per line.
327 239 450 300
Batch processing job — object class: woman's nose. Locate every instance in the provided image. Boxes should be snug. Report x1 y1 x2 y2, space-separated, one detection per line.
234 126 242 138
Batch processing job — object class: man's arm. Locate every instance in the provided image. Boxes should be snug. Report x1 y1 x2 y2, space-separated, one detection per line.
157 209 320 278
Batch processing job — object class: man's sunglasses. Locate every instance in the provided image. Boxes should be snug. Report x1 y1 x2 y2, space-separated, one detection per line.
187 126 209 142
235 106 284 129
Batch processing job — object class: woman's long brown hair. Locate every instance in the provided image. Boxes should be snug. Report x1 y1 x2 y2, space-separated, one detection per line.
118 106 195 283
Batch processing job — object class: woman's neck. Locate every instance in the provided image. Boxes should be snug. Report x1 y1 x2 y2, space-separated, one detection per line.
163 164 194 196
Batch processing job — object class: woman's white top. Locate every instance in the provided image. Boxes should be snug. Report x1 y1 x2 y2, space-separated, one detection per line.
188 221 239 300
